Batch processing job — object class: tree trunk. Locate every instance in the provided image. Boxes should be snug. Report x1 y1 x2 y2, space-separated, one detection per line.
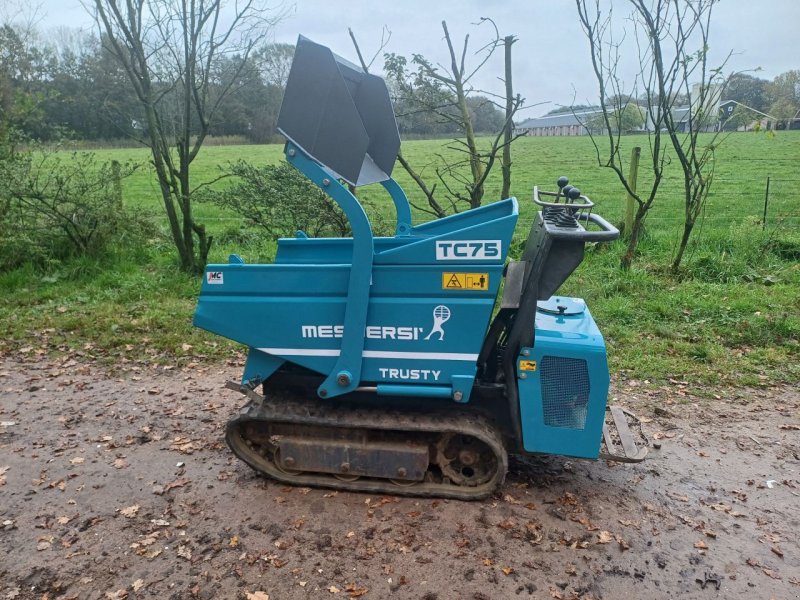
501 35 514 200
671 218 694 273
620 204 648 270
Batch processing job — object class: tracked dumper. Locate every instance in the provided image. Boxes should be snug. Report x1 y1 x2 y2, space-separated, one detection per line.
193 36 646 500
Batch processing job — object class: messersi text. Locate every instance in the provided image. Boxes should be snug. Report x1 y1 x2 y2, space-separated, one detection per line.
302 325 425 340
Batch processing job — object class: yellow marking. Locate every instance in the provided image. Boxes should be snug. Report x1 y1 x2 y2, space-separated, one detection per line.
519 360 537 372
442 272 489 291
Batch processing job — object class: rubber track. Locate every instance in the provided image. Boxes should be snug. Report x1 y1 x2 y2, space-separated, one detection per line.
225 383 508 500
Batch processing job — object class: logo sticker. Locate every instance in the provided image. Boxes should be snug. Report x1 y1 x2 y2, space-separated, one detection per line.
207 271 224 285
301 305 453 342
519 360 537 372
442 272 489 291
424 305 451 341
436 240 501 261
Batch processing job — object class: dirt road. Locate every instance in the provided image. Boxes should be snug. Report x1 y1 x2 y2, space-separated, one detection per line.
1 356 798 600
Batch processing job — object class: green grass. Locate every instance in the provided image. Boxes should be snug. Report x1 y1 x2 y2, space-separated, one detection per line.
1 131 798 388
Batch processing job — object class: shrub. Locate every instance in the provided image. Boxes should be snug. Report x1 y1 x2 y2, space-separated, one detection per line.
0 150 143 270
199 161 387 239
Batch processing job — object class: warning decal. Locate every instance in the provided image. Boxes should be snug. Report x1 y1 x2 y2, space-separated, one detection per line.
442 272 489 291
519 360 537 372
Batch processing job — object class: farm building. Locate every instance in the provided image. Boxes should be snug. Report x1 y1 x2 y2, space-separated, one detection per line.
516 101 723 136
516 85 724 136
513 110 599 137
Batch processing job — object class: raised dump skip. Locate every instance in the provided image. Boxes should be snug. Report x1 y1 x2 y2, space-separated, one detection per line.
277 35 400 187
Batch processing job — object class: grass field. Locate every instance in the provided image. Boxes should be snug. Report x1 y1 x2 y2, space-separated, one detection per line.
1 132 798 389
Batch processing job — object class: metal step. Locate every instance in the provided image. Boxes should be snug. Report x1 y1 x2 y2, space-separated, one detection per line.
599 405 648 463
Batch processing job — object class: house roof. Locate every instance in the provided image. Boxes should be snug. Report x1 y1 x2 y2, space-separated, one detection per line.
515 110 601 129
719 100 776 120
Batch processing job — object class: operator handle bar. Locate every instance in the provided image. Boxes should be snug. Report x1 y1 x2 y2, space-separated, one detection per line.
572 212 620 242
532 186 620 242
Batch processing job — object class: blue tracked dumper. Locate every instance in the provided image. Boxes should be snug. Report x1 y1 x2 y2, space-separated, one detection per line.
194 36 646 499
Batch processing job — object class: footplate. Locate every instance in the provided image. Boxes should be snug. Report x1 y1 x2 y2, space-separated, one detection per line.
599 406 648 463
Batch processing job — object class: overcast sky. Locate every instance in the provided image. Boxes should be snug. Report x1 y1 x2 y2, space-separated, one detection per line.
24 0 800 116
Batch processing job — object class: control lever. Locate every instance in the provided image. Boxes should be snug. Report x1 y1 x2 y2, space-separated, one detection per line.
566 187 581 203
553 176 569 204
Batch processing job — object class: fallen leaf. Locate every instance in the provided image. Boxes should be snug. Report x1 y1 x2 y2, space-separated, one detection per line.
328 586 340 594
497 518 516 530
113 458 128 469
131 580 145 592
501 567 514 575
597 531 614 544
176 545 192 560
345 583 368 598
229 536 239 548
694 540 708 550
119 505 139 518
771 546 784 558
0 466 8 486
105 591 128 600
762 568 782 580
70 457 85 465
245 592 269 600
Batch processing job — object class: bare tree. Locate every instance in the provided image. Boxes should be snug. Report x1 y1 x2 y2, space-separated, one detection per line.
576 0 731 271
500 34 517 200
383 19 524 215
255 42 294 89
87 0 284 273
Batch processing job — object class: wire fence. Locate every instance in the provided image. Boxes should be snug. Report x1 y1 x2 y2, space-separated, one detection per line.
124 156 800 234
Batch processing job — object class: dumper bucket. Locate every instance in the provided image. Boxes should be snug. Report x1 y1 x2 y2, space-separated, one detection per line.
277 35 400 187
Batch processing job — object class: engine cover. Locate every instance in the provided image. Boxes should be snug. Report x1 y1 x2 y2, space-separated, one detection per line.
516 296 610 459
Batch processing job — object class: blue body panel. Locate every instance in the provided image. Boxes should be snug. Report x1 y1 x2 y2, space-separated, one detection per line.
194 143 519 402
517 297 610 459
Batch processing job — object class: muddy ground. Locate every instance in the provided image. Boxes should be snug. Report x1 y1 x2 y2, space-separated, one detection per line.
1 356 798 600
